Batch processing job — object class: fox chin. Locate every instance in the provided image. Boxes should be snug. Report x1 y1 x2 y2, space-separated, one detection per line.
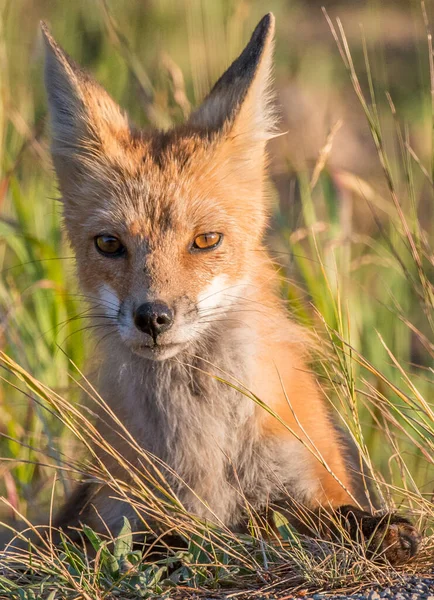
41 13 421 565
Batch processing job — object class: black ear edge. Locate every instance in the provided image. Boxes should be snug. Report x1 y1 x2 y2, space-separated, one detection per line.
189 13 275 132
210 13 274 93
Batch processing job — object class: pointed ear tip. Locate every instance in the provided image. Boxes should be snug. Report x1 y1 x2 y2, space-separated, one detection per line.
40 20 50 40
249 13 275 58
258 12 275 39
40 21 59 53
263 12 275 28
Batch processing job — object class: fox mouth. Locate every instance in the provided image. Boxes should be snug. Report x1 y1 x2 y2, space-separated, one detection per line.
131 341 184 360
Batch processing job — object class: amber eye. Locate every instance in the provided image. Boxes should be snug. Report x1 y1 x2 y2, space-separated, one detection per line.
94 234 125 257
191 232 223 251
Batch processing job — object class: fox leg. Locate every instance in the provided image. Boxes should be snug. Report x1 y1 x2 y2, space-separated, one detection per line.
313 450 421 564
274 499 421 565
52 482 175 549
52 482 137 543
268 438 421 565
330 505 421 564
51 482 95 544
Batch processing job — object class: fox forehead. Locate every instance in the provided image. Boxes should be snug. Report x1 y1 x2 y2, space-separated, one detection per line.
78 130 238 240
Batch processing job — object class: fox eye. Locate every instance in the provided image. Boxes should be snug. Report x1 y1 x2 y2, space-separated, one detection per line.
191 232 223 252
95 234 125 257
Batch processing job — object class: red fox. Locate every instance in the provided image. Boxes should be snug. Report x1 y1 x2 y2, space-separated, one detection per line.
41 14 420 564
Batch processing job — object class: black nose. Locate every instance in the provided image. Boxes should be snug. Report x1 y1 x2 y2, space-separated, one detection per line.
134 302 173 339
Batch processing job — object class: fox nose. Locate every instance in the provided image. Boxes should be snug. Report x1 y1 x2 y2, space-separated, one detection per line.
134 302 173 339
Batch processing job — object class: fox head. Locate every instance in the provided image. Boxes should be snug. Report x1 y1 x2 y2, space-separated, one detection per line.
42 15 277 360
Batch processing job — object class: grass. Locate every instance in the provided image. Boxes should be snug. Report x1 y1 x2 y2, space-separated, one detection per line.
0 0 433 598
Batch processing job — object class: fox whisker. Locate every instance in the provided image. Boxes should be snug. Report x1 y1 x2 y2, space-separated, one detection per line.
59 323 118 346
194 282 260 308
62 292 121 311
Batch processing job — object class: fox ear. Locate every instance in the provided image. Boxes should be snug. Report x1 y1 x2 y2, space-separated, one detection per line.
41 22 129 175
189 13 276 143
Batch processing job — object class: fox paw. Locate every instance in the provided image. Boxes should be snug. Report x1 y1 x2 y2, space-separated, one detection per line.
370 517 421 565
337 506 421 565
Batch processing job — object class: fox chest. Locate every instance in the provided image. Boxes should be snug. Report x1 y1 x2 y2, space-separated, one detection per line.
116 381 314 527
161 414 315 527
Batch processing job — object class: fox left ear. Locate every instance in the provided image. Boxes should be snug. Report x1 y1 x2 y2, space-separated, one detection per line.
41 22 130 185
189 13 277 145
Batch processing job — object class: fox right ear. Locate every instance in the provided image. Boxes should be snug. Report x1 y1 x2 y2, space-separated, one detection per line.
189 14 276 143
41 22 129 177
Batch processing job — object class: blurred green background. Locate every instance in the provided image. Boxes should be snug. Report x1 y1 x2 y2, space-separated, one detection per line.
0 0 433 533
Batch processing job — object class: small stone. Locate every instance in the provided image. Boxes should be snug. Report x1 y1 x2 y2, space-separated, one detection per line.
369 592 381 600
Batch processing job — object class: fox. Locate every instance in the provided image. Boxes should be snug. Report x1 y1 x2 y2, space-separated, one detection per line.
41 14 420 564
